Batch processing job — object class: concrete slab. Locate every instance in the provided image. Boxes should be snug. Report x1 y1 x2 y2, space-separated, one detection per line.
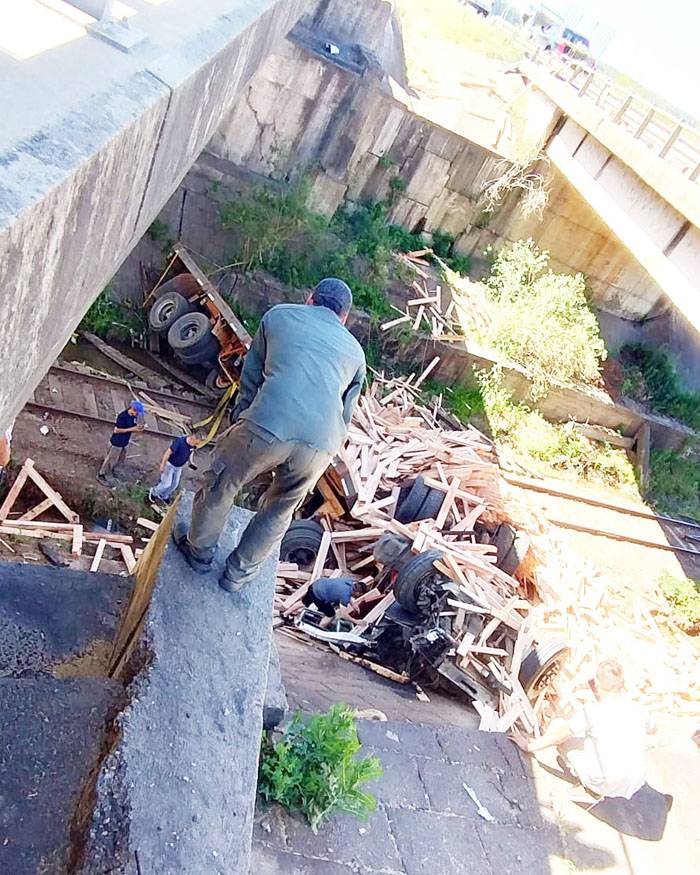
0 677 121 875
0 560 132 677
84 495 277 875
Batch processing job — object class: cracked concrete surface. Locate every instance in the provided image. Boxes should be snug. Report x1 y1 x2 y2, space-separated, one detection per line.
252 717 695 875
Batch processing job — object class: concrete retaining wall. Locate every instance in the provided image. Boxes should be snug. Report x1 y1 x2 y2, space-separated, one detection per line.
0 0 314 432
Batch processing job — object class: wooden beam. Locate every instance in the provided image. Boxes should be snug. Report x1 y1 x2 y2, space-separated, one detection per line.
24 461 79 523
71 525 83 558
90 539 107 572
547 516 700 556
0 462 31 521
635 421 651 493
18 496 55 522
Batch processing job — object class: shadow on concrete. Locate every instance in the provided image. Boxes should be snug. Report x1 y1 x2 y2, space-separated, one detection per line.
579 784 673 842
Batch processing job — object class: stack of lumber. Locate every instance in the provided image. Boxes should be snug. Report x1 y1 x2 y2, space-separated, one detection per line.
276 370 546 735
0 457 139 574
509 496 700 727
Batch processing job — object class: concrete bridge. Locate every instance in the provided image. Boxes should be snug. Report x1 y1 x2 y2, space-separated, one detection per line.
524 61 700 382
0 0 317 431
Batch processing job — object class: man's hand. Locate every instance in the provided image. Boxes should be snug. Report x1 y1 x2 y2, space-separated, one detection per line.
159 464 166 474
135 424 145 432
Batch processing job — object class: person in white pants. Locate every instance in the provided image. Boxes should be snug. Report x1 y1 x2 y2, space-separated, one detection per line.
150 433 200 503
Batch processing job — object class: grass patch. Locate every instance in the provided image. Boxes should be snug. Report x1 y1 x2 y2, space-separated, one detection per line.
658 572 700 633
647 447 700 522
620 343 700 431
218 175 471 324
79 288 146 343
81 480 156 528
258 704 382 832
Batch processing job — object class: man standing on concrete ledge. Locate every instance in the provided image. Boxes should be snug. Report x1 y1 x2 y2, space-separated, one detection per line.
173 278 366 592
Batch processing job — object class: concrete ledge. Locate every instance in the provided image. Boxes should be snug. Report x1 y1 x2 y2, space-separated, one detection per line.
263 639 288 731
82 494 277 874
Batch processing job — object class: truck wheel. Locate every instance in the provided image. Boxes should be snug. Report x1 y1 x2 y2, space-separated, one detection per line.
493 523 530 575
168 312 215 354
149 292 191 334
416 488 445 523
175 338 220 366
519 640 569 696
393 550 445 614
205 368 229 395
280 520 325 567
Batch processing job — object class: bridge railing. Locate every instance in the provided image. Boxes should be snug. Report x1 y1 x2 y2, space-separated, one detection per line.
528 48 700 184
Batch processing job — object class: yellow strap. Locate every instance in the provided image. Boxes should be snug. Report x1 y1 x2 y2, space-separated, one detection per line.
194 381 237 445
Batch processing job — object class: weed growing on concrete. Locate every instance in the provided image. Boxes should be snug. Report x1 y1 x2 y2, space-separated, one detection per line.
258 704 382 832
619 343 700 430
147 219 173 244
658 572 700 634
79 289 146 343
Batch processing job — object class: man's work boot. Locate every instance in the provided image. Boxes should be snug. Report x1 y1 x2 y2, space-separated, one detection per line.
172 521 214 575
218 571 246 594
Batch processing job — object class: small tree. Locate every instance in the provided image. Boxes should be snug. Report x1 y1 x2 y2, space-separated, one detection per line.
485 240 606 398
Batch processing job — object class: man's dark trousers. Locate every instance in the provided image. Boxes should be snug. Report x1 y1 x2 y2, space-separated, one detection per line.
186 420 331 586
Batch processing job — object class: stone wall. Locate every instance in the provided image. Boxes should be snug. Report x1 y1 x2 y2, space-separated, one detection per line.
208 31 673 325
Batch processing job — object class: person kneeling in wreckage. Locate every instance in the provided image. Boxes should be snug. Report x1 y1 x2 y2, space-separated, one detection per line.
172 278 366 593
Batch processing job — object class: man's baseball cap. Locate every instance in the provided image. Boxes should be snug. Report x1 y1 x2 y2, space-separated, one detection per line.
131 400 146 416
312 278 353 316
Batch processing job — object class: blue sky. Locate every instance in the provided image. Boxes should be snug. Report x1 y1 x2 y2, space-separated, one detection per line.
542 0 699 117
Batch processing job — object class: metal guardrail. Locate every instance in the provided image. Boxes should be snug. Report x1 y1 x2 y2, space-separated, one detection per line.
529 48 700 184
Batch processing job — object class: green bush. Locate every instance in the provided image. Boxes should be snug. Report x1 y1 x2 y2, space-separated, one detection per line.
80 289 145 342
619 343 700 430
658 572 700 633
258 705 382 832
485 240 606 399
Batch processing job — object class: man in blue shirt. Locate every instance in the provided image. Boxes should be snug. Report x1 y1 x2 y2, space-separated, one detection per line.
98 400 145 485
149 433 200 503
173 278 366 593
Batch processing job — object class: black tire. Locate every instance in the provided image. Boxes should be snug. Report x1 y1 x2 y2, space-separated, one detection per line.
415 487 445 523
393 549 445 613
149 292 191 334
176 338 220 366
500 531 530 576
168 312 215 353
280 520 325 568
205 368 229 396
519 639 569 696
395 476 430 523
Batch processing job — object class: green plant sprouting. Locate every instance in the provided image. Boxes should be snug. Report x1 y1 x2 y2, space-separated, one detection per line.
257 704 382 832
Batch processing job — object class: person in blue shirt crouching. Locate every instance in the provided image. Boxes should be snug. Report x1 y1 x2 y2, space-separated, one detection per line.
149 433 201 504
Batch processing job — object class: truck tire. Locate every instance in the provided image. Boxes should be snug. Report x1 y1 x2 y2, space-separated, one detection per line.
175 338 220 366
168 312 214 353
493 523 530 576
205 368 229 396
416 488 445 523
280 520 325 567
393 550 445 614
395 477 429 523
149 292 191 334
518 640 569 696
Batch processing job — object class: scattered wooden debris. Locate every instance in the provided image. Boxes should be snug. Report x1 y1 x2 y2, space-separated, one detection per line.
274 370 700 736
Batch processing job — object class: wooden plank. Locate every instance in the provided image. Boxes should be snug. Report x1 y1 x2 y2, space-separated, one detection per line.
71 525 83 558
24 461 79 523
0 525 71 541
309 531 331 584
0 463 31 521
435 476 461 529
137 517 160 532
90 539 107 572
109 498 180 677
333 651 409 684
414 356 440 388
547 516 700 555
80 331 169 387
381 314 411 331
329 527 385 543
570 422 635 450
120 544 137 574
17 496 54 522
354 591 395 634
